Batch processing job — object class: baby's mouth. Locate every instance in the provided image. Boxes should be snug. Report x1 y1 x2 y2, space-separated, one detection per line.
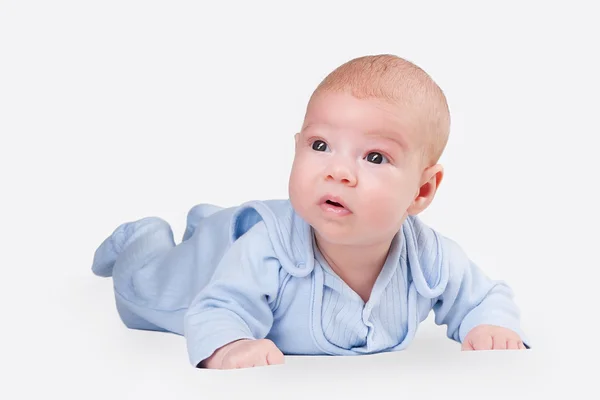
320 198 351 216
319 195 352 215
318 195 351 214
325 200 344 208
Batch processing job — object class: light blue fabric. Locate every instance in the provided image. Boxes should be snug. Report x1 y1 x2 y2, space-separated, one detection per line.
92 199 528 367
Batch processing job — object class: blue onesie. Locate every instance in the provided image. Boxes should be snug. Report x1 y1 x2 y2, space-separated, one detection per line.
91 199 528 367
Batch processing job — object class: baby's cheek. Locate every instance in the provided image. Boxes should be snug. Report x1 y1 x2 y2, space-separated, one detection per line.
363 196 395 221
364 192 405 227
289 174 315 214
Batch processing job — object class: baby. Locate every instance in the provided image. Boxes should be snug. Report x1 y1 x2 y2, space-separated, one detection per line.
91 54 529 370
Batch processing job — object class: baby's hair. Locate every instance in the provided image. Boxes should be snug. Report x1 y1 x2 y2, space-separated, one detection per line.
311 54 450 166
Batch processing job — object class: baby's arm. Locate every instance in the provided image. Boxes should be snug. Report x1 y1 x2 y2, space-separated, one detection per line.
183 222 284 368
430 234 529 349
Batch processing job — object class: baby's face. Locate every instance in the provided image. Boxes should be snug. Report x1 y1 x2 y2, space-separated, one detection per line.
289 91 425 247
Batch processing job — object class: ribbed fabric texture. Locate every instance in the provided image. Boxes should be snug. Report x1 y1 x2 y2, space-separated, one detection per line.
320 261 406 352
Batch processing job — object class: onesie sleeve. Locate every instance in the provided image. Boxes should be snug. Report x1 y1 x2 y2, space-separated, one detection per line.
183 221 283 367
431 235 530 348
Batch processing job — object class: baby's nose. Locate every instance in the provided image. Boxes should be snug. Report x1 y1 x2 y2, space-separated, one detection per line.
326 164 357 186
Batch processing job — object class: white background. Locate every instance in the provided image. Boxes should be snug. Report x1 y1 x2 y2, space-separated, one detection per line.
1 1 598 398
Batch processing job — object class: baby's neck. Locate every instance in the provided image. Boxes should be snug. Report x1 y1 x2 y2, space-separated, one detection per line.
315 233 392 303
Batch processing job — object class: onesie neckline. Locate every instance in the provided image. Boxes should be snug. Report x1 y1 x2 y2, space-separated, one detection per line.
309 229 404 354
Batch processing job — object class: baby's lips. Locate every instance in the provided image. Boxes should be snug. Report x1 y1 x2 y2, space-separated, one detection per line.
318 194 350 211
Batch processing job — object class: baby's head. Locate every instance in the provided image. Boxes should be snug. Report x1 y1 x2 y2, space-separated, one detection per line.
288 54 451 247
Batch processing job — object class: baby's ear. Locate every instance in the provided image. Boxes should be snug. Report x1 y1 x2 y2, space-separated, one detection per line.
294 132 300 145
407 164 444 215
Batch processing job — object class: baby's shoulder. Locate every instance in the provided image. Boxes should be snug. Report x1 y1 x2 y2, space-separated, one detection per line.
403 215 441 250
402 216 463 296
403 215 462 254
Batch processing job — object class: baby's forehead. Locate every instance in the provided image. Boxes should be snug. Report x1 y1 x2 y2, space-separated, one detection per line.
304 91 424 143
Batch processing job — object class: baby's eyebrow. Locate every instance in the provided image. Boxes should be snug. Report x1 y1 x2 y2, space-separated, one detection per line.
366 131 408 151
302 122 325 133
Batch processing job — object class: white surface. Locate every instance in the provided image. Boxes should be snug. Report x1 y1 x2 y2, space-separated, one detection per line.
1 1 598 399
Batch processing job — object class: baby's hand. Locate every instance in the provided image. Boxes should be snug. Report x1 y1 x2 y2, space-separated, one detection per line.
462 324 526 351
200 339 285 369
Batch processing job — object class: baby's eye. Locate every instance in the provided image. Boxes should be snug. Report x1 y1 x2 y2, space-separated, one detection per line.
365 152 389 164
311 140 329 152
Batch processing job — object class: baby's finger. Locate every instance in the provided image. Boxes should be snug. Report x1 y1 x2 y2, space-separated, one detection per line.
252 354 269 367
233 358 252 369
266 348 285 365
471 335 493 350
461 340 474 351
507 340 519 350
492 336 507 350
518 341 526 350
222 355 253 370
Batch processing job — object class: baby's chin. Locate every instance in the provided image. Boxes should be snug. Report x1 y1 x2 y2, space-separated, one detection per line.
310 212 403 247
309 220 372 247
315 229 397 251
